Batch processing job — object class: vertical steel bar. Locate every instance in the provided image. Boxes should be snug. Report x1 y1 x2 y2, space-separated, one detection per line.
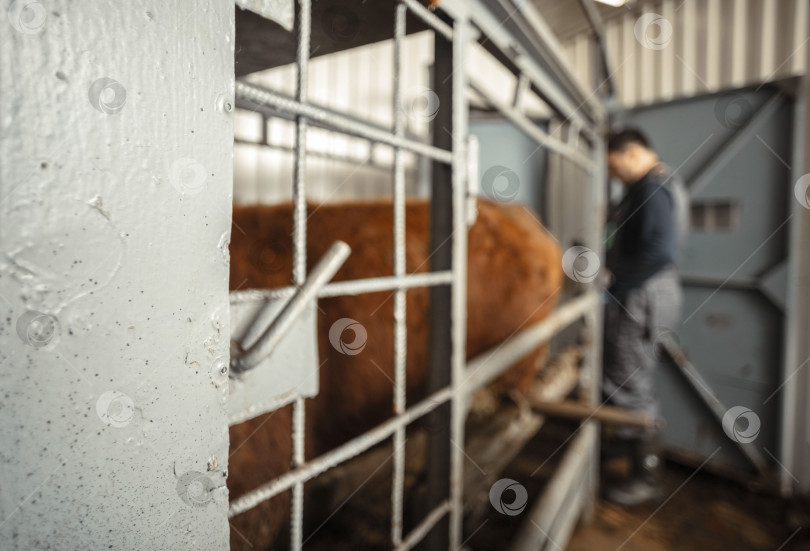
291 0 311 549
780 76 808 495
449 11 469 549
391 2 408 545
424 13 454 550
582 127 606 522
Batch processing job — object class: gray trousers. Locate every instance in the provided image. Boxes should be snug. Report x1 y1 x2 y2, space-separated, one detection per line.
603 266 682 438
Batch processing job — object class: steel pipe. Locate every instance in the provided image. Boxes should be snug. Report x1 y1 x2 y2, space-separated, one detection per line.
463 293 598 395
229 271 454 306
400 0 453 40
235 81 454 164
509 424 596 551
231 241 350 373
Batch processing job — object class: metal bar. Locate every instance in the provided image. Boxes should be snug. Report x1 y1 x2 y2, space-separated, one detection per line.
513 72 530 110
400 0 453 40
509 423 596 551
680 273 759 290
228 387 454 518
780 76 808 495
530 400 662 430
425 13 455 548
543 455 589 549
688 93 785 196
502 0 602 122
436 0 599 140
234 139 390 172
232 241 350 371
583 109 607 523
463 293 598 395
466 135 479 226
449 12 470 548
229 271 454 304
235 81 454 164
290 1 311 547
659 337 770 474
468 79 595 172
391 3 407 545
576 0 614 98
394 501 451 551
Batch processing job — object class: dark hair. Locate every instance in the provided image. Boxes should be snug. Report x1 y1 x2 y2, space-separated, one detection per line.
607 128 652 152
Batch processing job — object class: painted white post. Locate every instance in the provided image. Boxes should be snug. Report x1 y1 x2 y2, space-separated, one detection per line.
0 1 234 548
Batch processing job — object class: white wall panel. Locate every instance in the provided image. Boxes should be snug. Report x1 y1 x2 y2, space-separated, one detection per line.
560 0 808 108
0 1 234 548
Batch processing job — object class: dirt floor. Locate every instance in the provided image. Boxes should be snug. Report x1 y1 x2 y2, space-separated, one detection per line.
568 460 808 551
463 419 810 551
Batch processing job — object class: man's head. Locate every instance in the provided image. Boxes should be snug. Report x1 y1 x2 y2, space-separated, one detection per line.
607 128 659 186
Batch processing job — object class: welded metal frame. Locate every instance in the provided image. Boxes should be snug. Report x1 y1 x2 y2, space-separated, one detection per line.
229 0 606 549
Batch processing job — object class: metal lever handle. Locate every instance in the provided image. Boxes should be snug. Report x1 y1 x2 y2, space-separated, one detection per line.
231 241 351 373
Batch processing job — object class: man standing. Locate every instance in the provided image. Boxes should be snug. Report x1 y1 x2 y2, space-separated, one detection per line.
602 128 688 506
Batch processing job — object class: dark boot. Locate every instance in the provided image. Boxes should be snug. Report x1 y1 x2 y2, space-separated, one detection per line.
604 432 663 507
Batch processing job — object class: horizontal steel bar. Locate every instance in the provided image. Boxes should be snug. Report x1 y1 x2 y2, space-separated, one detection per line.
393 501 451 551
234 138 395 172
468 79 594 172
228 387 455 518
463 292 598 395
236 81 454 164
230 271 454 304
232 241 351 372
680 272 759 290
400 0 453 40
509 423 595 551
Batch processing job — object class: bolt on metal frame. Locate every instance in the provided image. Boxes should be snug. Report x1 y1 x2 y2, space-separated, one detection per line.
229 0 606 549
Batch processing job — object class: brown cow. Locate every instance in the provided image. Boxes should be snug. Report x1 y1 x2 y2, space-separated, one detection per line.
227 199 562 550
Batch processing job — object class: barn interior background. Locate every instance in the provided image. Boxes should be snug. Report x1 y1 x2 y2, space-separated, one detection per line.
1 0 809 550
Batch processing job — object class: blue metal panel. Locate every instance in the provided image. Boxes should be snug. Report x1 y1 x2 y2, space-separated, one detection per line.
618 86 794 474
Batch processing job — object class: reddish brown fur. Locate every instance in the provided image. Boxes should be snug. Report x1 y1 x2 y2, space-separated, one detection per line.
227 199 562 550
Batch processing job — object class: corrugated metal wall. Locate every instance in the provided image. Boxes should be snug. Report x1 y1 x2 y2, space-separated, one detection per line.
562 0 808 108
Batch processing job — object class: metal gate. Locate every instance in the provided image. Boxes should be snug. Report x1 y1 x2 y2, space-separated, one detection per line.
614 83 799 479
227 0 606 549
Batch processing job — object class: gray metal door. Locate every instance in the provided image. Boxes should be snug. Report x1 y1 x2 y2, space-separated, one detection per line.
615 85 796 473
